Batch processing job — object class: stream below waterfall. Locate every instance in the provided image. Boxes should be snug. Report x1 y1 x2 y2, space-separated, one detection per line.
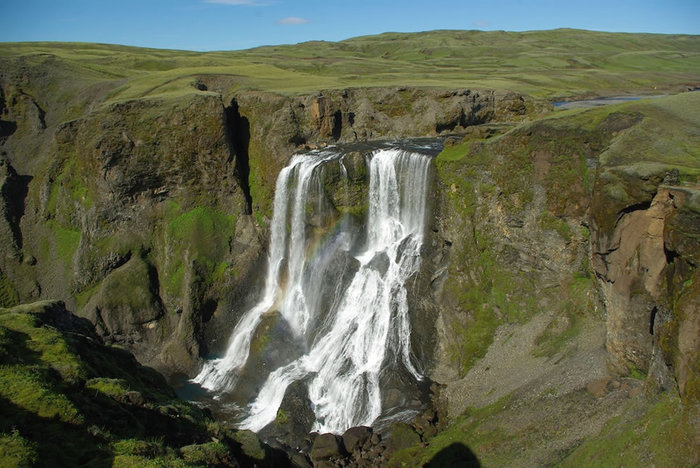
179 139 442 441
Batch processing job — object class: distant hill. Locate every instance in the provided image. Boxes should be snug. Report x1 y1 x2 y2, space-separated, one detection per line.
1 29 698 99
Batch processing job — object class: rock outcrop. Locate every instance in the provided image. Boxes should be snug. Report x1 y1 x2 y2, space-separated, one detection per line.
231 88 538 217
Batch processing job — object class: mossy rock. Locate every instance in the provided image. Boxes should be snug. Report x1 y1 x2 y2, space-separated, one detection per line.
387 422 422 454
180 441 229 465
232 429 266 461
83 255 163 339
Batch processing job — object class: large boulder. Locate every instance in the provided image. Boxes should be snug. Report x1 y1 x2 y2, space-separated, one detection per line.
310 433 344 462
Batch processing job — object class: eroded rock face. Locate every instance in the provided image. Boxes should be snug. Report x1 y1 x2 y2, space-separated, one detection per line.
591 180 700 402
233 88 538 217
0 74 262 376
592 189 677 372
429 104 700 411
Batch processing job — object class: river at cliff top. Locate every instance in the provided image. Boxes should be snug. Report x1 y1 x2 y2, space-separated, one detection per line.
176 138 442 443
552 94 667 109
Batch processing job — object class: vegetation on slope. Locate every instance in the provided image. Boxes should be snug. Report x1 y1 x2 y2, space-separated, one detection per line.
1 29 698 101
0 301 284 467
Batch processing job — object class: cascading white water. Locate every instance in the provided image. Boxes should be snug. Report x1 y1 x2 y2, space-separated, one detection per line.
193 152 338 391
194 147 431 434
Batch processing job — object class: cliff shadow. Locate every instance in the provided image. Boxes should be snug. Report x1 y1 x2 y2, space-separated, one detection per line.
0 156 32 252
225 99 252 214
425 442 481 468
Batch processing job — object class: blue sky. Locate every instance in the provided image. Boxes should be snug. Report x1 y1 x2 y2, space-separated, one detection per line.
1 0 698 51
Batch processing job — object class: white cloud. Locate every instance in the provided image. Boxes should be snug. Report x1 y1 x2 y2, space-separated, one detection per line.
277 17 310 25
474 20 489 27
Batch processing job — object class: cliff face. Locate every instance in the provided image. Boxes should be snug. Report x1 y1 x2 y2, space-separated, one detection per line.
0 74 260 376
228 87 537 218
429 95 699 407
0 54 536 378
407 94 699 466
591 167 700 401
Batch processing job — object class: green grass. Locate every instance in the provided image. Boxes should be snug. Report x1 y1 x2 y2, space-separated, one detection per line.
389 395 514 467
0 365 83 424
0 309 87 382
85 378 131 400
436 141 473 163
0 301 275 466
390 391 698 467
0 430 38 468
562 393 698 467
1 29 698 105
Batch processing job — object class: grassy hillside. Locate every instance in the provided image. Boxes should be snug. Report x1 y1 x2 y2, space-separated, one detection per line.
0 301 283 467
1 29 698 101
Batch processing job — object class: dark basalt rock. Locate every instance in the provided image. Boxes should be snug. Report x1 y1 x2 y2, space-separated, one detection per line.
341 426 372 454
310 432 344 462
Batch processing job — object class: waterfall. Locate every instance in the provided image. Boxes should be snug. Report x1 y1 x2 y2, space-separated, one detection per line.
194 146 432 435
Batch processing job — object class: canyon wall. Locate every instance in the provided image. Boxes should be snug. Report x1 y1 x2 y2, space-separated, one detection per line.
0 55 537 378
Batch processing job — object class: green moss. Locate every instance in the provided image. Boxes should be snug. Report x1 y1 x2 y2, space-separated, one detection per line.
46 155 94 218
0 274 19 308
538 210 573 241
74 282 100 309
274 409 289 427
46 220 81 266
112 438 165 458
254 210 266 228
562 393 698 467
165 264 185 299
389 422 422 452
628 367 647 381
444 245 537 376
247 147 275 220
180 441 228 464
162 206 236 300
233 430 266 461
97 256 160 315
0 430 38 468
211 262 230 283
